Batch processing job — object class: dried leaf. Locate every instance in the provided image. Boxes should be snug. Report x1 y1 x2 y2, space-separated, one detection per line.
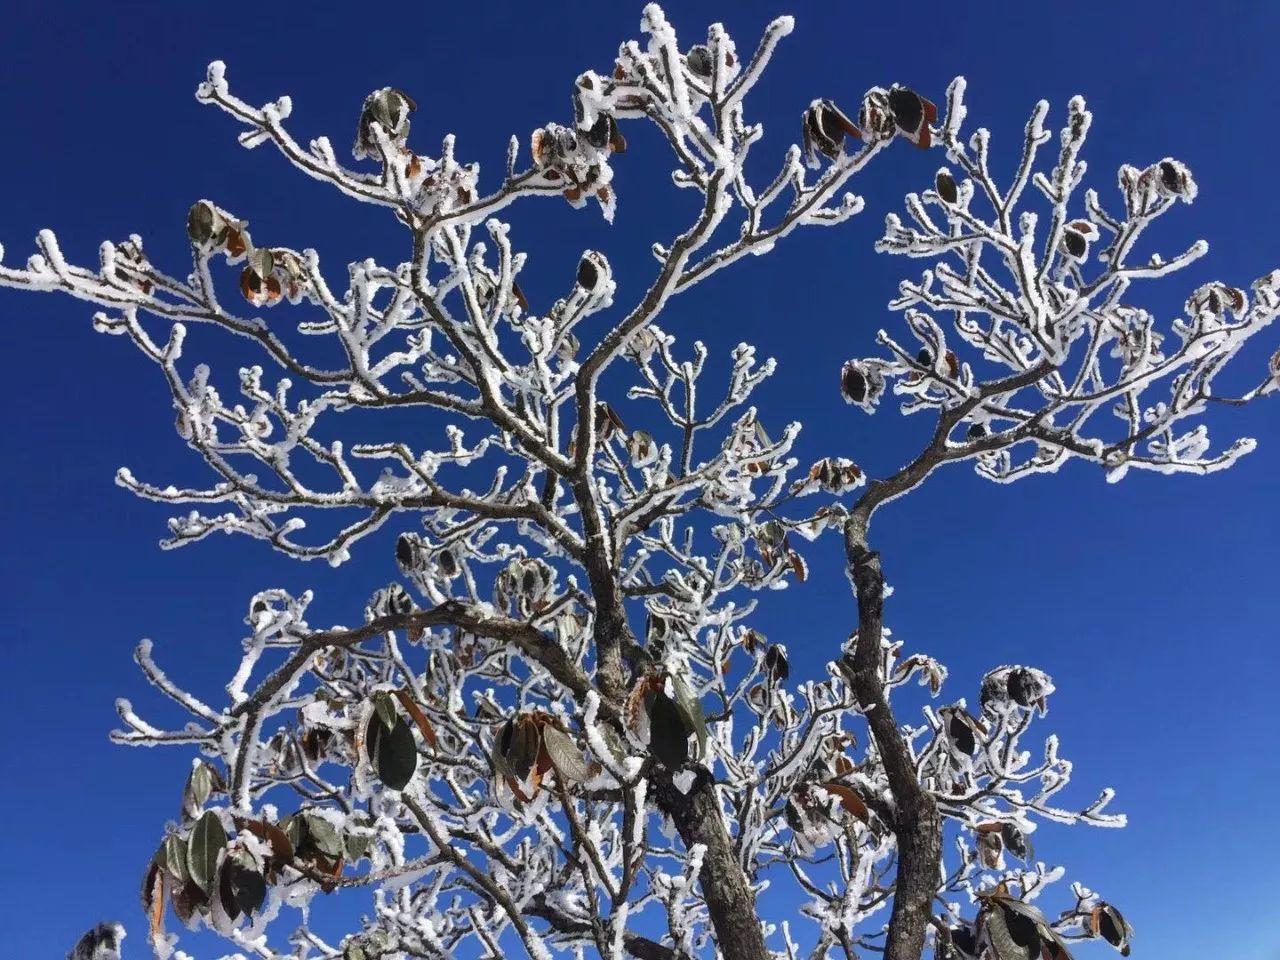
394 688 438 750
540 724 592 782
820 781 870 823
141 857 165 944
236 818 294 865
669 672 707 761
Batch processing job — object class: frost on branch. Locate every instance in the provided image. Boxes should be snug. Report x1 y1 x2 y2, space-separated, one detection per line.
850 80 1280 486
4 6 1277 960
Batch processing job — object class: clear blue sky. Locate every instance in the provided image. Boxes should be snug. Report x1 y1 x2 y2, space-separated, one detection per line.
1 1 1277 957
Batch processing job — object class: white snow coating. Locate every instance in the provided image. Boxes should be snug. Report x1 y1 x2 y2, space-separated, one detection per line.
4 3 1274 959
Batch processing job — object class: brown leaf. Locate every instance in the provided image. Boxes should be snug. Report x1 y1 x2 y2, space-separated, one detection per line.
143 860 165 945
170 879 206 925
236 818 295 866
394 688 438 750
786 548 808 583
224 228 247 258
820 781 870 823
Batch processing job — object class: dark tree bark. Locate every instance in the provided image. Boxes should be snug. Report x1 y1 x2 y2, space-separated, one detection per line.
654 768 771 960
842 515 942 960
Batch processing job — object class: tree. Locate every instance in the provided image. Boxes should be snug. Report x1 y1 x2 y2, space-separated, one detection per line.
7 6 1275 960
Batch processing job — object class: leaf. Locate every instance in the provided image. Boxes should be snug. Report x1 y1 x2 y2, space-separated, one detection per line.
345 817 375 862
164 833 190 884
982 904 1040 960
187 201 218 245
647 691 690 768
372 691 398 732
279 814 306 852
394 688 438 750
1001 821 1033 862
170 880 207 925
936 170 958 204
301 813 343 858
495 717 541 781
183 761 224 819
367 715 418 790
820 781 870 823
311 851 344 893
250 248 274 276
236 818 294 865
577 254 599 290
144 861 165 945
187 811 227 894
765 644 790 683
540 724 592 782
977 828 1003 868
224 226 248 258
947 711 977 755
1091 903 1131 956
786 548 808 582
221 858 266 918
686 45 712 78
669 673 707 762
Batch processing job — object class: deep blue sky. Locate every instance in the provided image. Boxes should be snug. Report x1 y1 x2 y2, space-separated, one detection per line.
1 2 1277 958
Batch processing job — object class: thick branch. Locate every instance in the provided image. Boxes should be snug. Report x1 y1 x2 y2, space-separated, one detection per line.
652 768 770 960
840 517 941 960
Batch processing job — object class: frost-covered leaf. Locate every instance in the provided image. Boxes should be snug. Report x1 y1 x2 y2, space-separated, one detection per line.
68 922 125 960
187 811 227 894
303 813 343 859
540 724 591 782
182 761 225 820
372 690 398 732
163 833 190 885
236 817 294 867
669 673 707 762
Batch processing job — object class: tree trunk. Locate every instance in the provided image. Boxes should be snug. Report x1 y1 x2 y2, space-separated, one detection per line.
654 768 770 960
843 517 942 960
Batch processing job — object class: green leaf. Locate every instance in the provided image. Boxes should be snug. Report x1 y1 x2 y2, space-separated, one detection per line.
367 715 418 790
595 722 627 764
345 831 374 862
540 724 591 782
164 833 190 884
303 814 343 858
184 763 211 817
344 813 374 862
669 674 707 762
372 691 398 732
187 811 227 894
187 201 218 245
647 691 691 768
279 814 306 852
